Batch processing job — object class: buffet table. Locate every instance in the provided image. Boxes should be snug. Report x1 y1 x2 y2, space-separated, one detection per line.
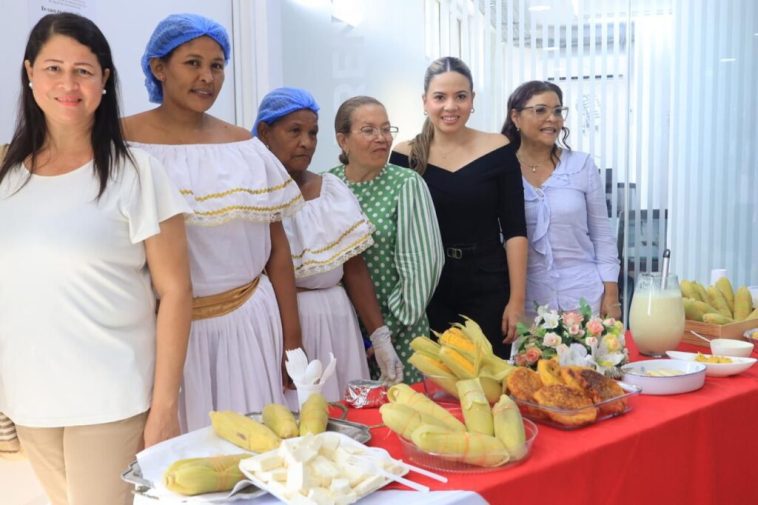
134 335 758 505
343 337 758 505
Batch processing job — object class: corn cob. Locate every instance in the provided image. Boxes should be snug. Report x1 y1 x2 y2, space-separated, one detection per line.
408 352 459 398
379 402 451 439
411 425 509 467
438 327 478 362
262 403 299 439
492 395 527 461
209 411 281 452
478 375 503 404
706 286 733 318
458 316 494 356
702 312 734 325
299 392 329 436
714 277 735 312
733 287 752 321
692 282 709 304
410 336 442 359
164 453 248 496
439 346 479 379
387 383 466 432
680 280 701 302
456 378 494 436
747 307 758 321
683 297 718 322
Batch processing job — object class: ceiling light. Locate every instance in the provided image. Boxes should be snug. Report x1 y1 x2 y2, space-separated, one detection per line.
719 57 737 63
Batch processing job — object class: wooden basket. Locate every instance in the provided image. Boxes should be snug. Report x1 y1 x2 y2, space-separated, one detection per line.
681 318 758 347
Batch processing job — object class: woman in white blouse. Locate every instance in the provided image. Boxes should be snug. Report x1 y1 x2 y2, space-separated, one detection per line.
0 13 191 505
254 87 404 395
501 81 621 319
123 14 303 431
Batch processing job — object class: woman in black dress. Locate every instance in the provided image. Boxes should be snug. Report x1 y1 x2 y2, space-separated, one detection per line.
390 56 527 358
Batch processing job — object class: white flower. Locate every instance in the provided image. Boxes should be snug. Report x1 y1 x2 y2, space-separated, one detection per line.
536 304 552 317
542 332 562 348
541 311 560 330
557 343 591 367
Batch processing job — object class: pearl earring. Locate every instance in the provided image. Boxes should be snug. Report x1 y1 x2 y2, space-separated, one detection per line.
471 107 475 113
423 111 428 116
28 82 33 89
102 89 107 95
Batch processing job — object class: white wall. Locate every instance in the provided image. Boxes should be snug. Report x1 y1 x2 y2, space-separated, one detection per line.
0 0 235 143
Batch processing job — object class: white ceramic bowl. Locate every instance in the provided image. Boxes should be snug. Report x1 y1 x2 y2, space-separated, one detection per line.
710 338 754 357
666 350 757 377
621 359 706 395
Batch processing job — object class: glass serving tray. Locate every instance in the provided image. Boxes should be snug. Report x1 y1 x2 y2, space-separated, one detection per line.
397 418 538 474
121 412 371 502
511 381 641 430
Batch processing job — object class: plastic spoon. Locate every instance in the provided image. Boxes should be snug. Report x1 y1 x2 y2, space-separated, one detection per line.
689 330 712 344
346 455 430 492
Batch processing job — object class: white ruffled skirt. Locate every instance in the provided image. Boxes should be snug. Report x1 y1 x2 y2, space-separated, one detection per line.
179 276 286 432
291 286 369 406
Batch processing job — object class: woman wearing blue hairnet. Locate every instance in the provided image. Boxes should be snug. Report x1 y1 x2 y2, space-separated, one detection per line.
254 88 403 399
123 14 302 431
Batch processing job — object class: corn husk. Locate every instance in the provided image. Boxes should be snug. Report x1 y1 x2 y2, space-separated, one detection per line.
380 402 451 439
209 411 280 452
410 336 442 359
734 287 752 321
299 393 329 436
411 425 509 467
387 383 465 432
164 454 248 496
455 378 493 436
492 395 527 461
262 403 299 439
408 352 459 398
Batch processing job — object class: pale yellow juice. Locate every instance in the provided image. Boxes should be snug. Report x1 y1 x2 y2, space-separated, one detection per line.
629 290 685 355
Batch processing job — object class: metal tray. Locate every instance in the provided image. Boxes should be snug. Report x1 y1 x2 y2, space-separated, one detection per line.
122 412 371 502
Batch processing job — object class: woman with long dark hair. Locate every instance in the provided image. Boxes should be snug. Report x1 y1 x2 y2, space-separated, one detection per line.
391 57 527 358
0 13 191 504
501 80 620 319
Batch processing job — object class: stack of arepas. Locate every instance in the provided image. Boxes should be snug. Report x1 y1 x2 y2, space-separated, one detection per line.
506 360 627 427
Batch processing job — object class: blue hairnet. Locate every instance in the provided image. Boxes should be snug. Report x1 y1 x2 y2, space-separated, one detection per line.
141 13 231 103
252 87 320 137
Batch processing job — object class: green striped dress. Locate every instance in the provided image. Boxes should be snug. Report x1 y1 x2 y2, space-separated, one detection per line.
330 164 444 383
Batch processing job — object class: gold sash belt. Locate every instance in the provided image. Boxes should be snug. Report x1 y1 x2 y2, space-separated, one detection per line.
191 277 260 321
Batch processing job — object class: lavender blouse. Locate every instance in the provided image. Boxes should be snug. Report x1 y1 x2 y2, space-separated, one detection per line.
523 150 620 317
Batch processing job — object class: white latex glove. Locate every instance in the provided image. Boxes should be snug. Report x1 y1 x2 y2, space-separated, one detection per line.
369 326 404 385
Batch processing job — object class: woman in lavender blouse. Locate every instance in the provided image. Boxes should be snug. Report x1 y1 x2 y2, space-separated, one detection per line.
501 81 621 319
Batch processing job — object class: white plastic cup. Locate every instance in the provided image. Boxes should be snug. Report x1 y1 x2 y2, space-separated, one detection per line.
748 286 758 308
710 268 728 285
295 383 322 410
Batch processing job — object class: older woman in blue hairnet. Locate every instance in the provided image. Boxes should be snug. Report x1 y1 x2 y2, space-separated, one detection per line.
254 88 403 398
123 14 303 432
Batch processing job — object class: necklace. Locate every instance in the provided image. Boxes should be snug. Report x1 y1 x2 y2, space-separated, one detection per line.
516 153 551 173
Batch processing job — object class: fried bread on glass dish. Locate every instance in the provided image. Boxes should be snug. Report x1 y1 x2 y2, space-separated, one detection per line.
532 385 598 426
505 367 547 419
560 366 627 416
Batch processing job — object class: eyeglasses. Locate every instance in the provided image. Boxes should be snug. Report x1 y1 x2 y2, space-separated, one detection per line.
519 105 569 120
356 126 399 139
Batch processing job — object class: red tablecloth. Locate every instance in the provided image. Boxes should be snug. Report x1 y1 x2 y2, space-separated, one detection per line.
339 335 758 505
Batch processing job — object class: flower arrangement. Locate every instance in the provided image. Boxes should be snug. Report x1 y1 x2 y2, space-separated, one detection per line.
513 299 629 377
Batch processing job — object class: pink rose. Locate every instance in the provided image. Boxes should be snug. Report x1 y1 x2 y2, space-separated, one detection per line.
568 323 584 336
515 353 529 366
542 332 562 348
562 312 583 327
525 347 542 364
587 318 604 336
